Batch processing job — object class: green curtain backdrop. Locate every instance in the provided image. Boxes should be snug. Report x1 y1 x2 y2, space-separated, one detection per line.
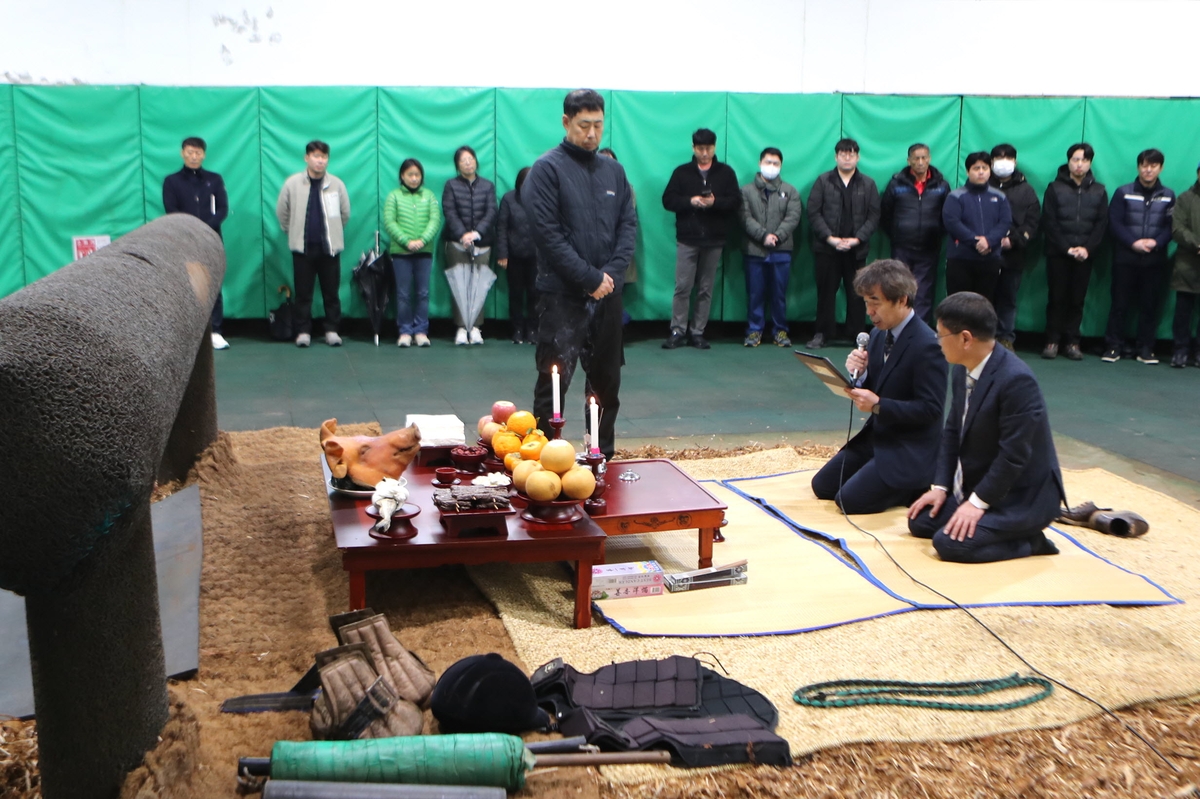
6 86 1200 344
610 91 729 324
140 87 265 317
1084 98 1200 339
959 96 1086 333
0 85 22 298
15 86 145 283
378 86 496 323
725 92 841 324
259 86 379 322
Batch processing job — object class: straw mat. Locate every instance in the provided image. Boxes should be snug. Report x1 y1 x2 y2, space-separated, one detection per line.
726 470 1177 609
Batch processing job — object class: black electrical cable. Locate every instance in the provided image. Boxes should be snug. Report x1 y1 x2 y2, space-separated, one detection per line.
835 391 1180 773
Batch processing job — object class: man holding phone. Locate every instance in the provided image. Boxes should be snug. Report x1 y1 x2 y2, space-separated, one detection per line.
661 128 741 349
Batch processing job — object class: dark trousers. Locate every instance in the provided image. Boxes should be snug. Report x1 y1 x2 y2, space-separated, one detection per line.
1173 291 1199 354
892 245 939 325
1104 260 1165 352
814 251 866 340
993 264 1024 343
946 258 1000 302
292 250 341 335
744 252 791 335
1044 254 1093 346
908 494 1053 563
506 255 539 334
211 288 224 334
811 442 920 515
533 291 624 459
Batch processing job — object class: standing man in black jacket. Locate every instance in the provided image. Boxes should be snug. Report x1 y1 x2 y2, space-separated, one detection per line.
988 144 1041 350
806 138 881 349
163 136 229 350
661 129 741 350
1041 143 1107 361
523 89 637 459
1102 148 1176 364
880 143 950 326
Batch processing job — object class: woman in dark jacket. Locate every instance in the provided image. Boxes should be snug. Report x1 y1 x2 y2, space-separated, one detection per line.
496 167 537 344
442 145 497 345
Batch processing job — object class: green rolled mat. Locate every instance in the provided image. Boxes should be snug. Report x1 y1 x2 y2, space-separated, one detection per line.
269 734 534 791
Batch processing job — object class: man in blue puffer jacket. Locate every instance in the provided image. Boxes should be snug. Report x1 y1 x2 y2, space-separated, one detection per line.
1102 148 1176 364
942 152 1012 302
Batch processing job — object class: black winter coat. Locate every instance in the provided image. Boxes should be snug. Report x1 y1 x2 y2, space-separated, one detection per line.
1042 165 1108 257
442 175 497 244
495 190 535 261
661 158 741 247
163 167 228 235
1109 179 1176 266
523 139 637 296
880 165 950 250
807 169 881 258
990 170 1041 270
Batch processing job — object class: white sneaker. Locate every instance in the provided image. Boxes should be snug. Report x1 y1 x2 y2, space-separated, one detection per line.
469 327 484 345
397 334 412 348
295 333 311 347
211 332 230 350
325 331 342 347
414 333 430 347
455 327 468 346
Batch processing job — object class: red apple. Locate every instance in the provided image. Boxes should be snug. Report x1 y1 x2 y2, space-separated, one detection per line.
480 420 503 446
491 401 517 424
477 414 493 438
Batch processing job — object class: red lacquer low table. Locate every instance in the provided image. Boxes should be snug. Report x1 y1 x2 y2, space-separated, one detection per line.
323 458 606 629
590 459 728 569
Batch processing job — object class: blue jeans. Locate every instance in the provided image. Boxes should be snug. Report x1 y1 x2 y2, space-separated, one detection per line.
392 254 432 335
744 252 791 334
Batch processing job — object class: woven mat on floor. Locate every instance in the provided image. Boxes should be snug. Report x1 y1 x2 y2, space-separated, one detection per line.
724 470 1177 609
467 453 1200 773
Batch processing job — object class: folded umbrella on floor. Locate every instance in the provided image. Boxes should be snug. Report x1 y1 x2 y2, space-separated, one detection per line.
353 231 391 346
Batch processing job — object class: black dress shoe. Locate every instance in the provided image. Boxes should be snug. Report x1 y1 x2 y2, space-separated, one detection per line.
662 331 687 349
690 334 711 350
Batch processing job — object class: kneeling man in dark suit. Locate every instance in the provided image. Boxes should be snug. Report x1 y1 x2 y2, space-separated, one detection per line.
908 292 1066 563
812 259 948 513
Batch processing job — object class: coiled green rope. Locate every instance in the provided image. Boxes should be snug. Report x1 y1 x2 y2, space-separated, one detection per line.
794 673 1053 711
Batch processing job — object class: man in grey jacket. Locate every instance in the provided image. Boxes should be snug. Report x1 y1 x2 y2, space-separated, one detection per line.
276 140 351 347
523 89 637 459
739 147 802 347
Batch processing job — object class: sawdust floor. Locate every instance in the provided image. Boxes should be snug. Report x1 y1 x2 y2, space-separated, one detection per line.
4 434 1200 799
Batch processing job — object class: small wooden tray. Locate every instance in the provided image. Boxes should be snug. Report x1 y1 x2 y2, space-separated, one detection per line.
439 506 516 537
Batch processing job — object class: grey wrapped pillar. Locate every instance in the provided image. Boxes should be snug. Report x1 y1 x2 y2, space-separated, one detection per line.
0 215 225 799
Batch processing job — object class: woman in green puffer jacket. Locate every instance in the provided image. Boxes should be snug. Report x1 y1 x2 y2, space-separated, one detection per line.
384 159 442 347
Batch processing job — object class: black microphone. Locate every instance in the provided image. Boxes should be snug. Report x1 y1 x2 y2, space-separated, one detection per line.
850 332 870 383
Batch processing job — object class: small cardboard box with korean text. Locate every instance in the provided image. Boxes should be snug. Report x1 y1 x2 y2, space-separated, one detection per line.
591 560 664 600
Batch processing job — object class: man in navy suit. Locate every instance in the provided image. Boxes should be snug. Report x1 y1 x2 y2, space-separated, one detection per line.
812 259 948 514
908 292 1066 563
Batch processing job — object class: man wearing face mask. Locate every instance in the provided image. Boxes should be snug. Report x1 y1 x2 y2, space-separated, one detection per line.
661 129 741 350
880 143 951 326
806 138 881 349
988 144 1041 350
739 147 802 348
942 152 1011 302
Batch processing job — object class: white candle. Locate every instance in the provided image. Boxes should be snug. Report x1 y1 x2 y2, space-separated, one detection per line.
589 397 600 453
551 365 561 419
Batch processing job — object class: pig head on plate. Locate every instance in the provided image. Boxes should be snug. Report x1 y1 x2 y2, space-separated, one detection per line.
320 418 422 487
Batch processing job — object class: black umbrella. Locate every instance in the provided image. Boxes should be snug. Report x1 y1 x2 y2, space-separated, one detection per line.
352 231 391 346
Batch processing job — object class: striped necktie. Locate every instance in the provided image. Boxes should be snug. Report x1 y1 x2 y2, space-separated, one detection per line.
952 375 977 502
884 331 895 361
